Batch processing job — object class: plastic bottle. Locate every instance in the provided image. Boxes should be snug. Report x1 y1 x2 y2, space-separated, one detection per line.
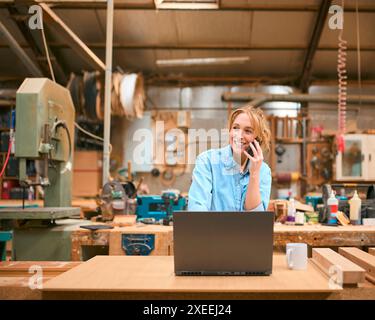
295 211 305 226
349 190 362 225
327 190 338 224
28 187 34 201
286 198 296 225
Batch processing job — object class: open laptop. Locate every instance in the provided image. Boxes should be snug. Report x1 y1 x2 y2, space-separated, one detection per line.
173 211 274 276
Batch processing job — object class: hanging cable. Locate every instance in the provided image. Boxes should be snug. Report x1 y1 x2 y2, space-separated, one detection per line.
355 0 362 107
0 139 12 178
51 120 73 174
74 122 112 154
0 110 15 178
337 0 347 153
40 12 55 82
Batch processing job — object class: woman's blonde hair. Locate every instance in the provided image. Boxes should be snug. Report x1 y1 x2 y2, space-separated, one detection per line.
228 105 271 152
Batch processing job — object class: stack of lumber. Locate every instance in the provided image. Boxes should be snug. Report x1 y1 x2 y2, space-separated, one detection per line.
339 247 375 285
0 261 81 299
311 248 365 285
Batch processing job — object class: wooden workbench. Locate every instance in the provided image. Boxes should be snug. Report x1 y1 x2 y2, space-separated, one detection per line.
273 224 375 248
71 224 173 260
1 255 374 300
2 197 374 259
42 254 345 299
71 223 375 260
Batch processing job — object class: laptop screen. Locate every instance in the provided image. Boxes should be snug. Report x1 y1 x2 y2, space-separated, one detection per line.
173 211 274 276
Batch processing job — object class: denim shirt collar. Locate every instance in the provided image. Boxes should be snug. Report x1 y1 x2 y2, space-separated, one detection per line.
222 144 250 174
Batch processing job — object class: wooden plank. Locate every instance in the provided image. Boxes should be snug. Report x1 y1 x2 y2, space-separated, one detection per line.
0 261 81 277
110 215 137 227
369 248 375 256
42 255 342 294
0 276 53 300
294 201 314 212
339 247 375 284
311 248 365 284
40 3 105 71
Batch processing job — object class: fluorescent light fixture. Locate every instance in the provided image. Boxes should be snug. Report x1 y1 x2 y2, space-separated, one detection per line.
154 0 219 10
156 56 250 67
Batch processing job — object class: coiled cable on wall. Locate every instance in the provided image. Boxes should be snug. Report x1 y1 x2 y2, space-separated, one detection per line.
337 0 348 153
355 0 362 107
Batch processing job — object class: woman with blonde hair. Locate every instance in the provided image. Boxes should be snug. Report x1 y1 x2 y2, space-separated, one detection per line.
188 105 272 211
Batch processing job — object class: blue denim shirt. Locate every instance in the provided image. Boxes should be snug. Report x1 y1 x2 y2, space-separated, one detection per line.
188 145 272 211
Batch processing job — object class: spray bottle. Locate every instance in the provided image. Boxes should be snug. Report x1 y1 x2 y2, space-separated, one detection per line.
286 198 296 225
327 190 338 224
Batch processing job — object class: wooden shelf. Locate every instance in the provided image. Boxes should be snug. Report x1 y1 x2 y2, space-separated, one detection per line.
332 180 375 184
276 138 304 144
275 138 332 144
1 176 35 180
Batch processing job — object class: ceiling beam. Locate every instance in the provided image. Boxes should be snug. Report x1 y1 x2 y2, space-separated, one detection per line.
40 3 105 71
0 17 43 77
222 92 375 106
146 75 297 86
2 42 374 52
1 1 375 12
298 0 331 92
1 74 375 86
7 4 68 84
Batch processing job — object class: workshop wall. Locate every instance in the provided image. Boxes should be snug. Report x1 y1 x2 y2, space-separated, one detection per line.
308 84 375 133
115 84 373 195
117 85 299 194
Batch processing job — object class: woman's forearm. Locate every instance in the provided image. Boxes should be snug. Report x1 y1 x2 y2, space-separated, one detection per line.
244 174 262 210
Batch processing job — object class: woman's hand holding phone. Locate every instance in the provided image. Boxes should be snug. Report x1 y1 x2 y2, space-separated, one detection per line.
244 139 264 175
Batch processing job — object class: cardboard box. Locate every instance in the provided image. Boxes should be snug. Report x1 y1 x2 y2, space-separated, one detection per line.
73 151 102 197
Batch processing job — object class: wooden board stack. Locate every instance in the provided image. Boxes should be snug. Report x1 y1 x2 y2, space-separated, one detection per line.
339 247 375 284
311 248 365 285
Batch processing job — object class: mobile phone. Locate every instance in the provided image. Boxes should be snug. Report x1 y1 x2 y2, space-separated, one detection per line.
246 138 261 157
246 143 255 157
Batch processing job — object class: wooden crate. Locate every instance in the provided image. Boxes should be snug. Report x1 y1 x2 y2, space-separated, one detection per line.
109 225 173 256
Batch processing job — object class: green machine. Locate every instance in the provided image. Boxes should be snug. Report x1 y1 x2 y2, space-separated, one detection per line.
15 77 75 207
0 78 82 261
